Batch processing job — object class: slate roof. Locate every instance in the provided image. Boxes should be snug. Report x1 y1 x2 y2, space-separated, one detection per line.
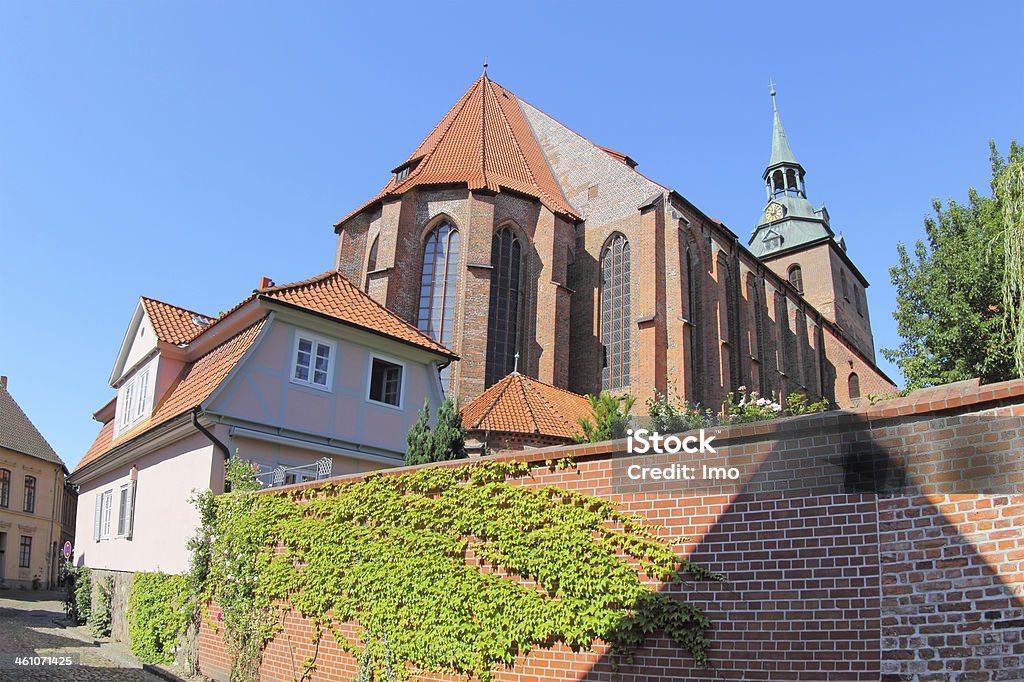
336 74 579 225
0 382 64 467
461 373 593 441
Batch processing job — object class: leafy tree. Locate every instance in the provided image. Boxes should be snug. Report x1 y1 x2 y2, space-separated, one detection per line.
404 398 466 465
576 392 635 443
997 142 1024 373
883 142 1020 389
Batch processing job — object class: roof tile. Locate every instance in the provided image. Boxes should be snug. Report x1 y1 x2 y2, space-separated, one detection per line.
76 320 265 472
260 271 455 358
461 373 594 441
0 384 64 467
337 75 578 226
141 297 214 345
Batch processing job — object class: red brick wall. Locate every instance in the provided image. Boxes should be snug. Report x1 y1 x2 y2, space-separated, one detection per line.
198 379 1024 681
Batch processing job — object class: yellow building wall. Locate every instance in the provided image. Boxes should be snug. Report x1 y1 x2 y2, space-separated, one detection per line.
0 446 66 588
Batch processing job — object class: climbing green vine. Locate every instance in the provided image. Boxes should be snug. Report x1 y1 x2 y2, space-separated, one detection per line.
194 459 722 681
128 572 193 664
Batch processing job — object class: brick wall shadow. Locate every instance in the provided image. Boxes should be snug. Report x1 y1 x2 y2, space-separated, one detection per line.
569 409 1024 681
195 382 1024 681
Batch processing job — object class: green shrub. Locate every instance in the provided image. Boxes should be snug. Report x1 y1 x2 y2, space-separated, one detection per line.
90 575 113 637
576 392 635 443
63 563 91 625
129 572 193 664
646 391 720 433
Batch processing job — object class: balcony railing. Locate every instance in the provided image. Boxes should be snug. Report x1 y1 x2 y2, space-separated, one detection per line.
249 457 333 488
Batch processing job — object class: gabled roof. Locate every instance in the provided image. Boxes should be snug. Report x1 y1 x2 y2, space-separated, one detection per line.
258 271 455 358
337 74 579 226
141 297 214 345
78 270 457 475
461 373 593 441
77 320 266 472
0 382 64 467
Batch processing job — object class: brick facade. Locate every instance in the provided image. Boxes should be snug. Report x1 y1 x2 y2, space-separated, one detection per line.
197 377 1024 681
334 80 894 414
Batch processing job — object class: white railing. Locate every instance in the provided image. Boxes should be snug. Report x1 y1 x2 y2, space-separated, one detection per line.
249 456 333 488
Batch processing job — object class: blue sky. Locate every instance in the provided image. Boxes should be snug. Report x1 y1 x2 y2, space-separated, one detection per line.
1 2 1021 469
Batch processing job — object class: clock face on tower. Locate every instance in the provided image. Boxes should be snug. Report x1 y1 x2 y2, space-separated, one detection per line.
762 202 784 223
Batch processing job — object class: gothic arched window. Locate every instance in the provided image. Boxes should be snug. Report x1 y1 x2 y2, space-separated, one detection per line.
841 270 849 300
418 223 460 388
684 240 703 403
364 235 379 292
788 264 804 294
485 227 523 387
601 233 631 390
848 372 861 400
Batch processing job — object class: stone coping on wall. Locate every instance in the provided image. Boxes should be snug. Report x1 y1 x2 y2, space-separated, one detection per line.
263 376 1024 498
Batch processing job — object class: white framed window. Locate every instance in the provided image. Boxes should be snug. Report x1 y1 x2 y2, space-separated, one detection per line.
367 355 404 408
291 333 335 391
133 370 149 421
94 489 113 540
117 368 151 433
120 382 135 428
117 482 136 539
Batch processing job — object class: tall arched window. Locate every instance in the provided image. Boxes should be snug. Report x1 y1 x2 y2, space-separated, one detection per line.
841 270 849 300
418 223 460 389
848 372 861 400
748 275 769 397
788 264 803 294
601 233 631 390
364 235 379 292
485 227 523 387
684 240 703 404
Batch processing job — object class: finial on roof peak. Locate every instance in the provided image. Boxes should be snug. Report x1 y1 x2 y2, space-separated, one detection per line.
513 351 519 374
483 57 488 76
769 78 777 111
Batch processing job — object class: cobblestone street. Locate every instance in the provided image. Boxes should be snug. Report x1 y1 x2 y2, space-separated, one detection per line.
0 591 162 681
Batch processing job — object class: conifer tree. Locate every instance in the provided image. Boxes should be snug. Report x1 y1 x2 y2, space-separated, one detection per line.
431 398 465 460
404 400 433 465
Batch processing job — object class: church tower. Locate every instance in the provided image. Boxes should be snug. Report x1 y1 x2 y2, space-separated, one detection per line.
748 86 876 360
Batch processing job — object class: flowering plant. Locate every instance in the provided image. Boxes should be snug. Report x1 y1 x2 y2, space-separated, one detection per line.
724 386 783 423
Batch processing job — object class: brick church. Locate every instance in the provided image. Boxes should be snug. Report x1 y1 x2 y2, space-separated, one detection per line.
333 73 895 413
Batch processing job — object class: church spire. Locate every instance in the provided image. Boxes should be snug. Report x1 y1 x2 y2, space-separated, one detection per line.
768 83 799 168
763 84 806 200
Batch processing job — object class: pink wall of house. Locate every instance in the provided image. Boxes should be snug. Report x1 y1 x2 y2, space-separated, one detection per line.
207 318 444 457
74 431 216 574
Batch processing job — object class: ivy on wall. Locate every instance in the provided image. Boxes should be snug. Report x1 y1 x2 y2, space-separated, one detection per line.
195 459 722 681
128 572 193 665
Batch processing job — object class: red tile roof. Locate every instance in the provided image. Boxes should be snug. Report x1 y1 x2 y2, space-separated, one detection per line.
141 297 214 345
258 271 455 358
337 74 579 226
461 373 594 441
78 270 455 474
77 320 266 472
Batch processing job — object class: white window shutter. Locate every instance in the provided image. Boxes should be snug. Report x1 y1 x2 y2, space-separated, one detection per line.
93 495 101 542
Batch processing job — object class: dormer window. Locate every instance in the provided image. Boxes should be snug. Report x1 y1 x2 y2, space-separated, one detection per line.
117 368 151 434
392 157 421 184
